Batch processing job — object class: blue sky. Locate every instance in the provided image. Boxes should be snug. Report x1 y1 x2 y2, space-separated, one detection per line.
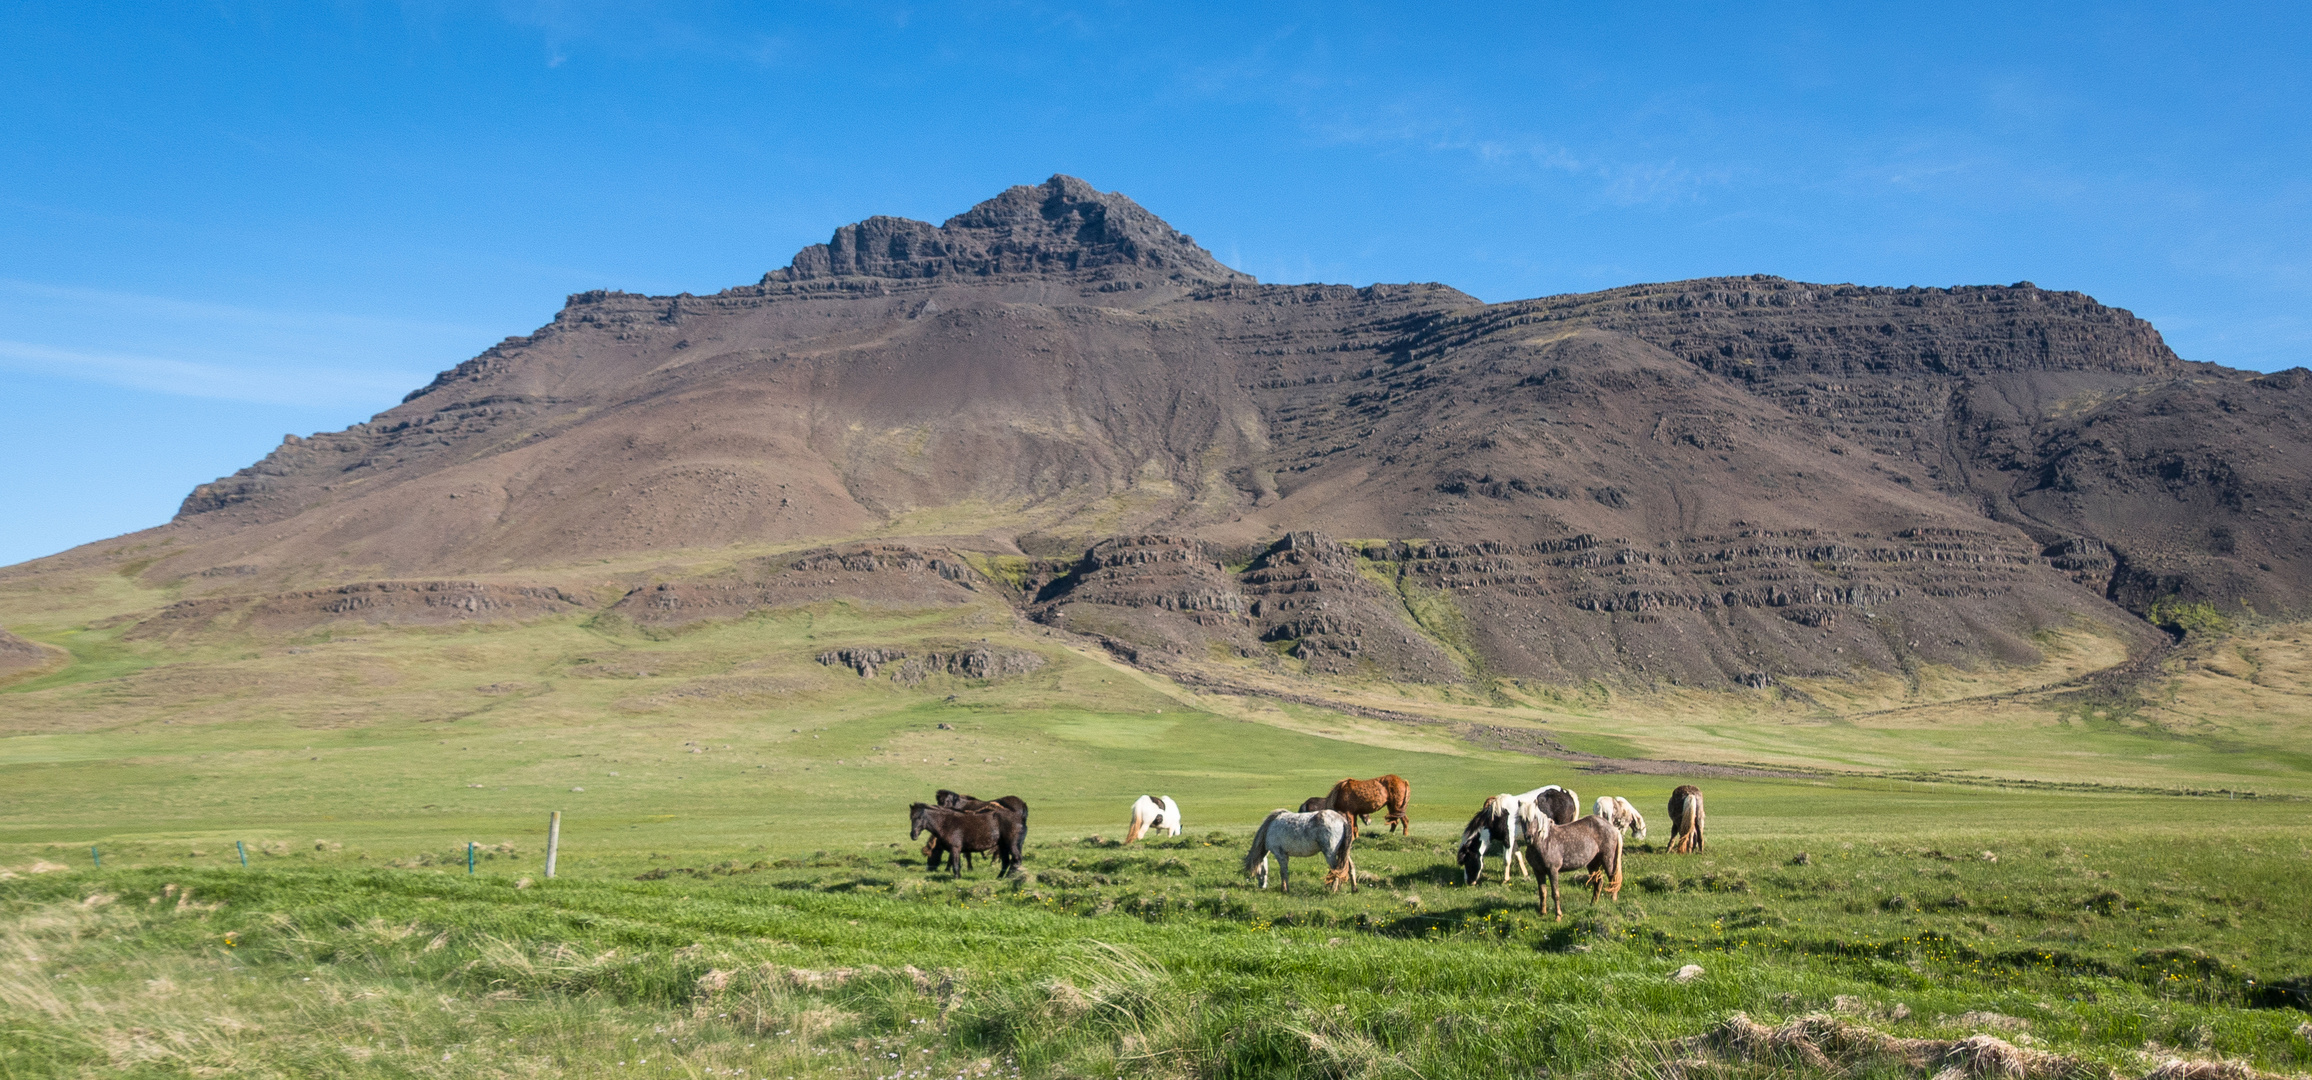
3 2 2307 567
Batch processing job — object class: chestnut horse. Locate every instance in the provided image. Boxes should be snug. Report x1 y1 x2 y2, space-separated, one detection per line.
1667 784 1706 853
1322 774 1411 836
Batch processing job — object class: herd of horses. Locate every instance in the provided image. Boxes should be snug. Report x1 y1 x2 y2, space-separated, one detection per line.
903 776 1709 920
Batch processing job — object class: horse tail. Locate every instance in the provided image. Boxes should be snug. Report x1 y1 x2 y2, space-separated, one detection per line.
1244 810 1285 876
1606 830 1624 897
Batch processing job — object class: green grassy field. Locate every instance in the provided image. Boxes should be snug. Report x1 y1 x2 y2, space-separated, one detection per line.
5 561 2312 1077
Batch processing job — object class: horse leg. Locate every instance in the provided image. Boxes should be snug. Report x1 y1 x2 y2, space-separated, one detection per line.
1278 855 1289 895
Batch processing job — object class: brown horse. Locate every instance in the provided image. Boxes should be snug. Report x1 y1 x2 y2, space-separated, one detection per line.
909 801 1022 876
1322 774 1411 836
1518 807 1623 919
1298 796 1328 813
1667 784 1706 853
925 789 1029 870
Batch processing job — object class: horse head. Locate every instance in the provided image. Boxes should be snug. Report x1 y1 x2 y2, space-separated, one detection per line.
1517 802 1554 847
908 802 932 840
1455 827 1486 885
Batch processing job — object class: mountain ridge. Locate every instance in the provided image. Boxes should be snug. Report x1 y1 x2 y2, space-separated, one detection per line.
10 175 2307 694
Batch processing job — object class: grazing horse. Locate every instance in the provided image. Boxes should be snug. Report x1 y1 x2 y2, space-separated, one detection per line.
1125 795 1182 843
1592 795 1648 840
928 790 1030 870
908 802 1021 876
1516 805 1623 919
1455 794 1528 885
1298 796 1328 814
1518 784 1581 826
1323 774 1412 835
1667 785 1706 853
1242 809 1359 894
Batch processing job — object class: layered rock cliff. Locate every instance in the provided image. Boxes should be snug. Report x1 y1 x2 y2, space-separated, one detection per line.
17 174 2305 691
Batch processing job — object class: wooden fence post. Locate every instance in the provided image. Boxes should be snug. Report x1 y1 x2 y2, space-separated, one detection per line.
545 812 562 879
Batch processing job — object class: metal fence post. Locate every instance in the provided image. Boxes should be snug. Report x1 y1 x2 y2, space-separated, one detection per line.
545 812 561 879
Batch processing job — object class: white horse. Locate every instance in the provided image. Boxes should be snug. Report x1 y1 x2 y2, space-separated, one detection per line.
1455 794 1528 884
1592 795 1648 839
1517 784 1581 826
1242 809 1358 894
1125 795 1182 843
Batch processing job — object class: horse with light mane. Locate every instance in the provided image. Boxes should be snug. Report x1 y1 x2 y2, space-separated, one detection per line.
1455 794 1528 885
1517 784 1581 826
1592 795 1648 839
1242 809 1359 894
1516 804 1623 919
1667 785 1706 853
1322 774 1412 836
1124 795 1181 843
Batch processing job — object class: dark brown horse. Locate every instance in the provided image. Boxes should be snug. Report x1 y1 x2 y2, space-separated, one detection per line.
909 801 1022 876
1518 808 1623 919
925 789 1029 870
1298 796 1328 814
1667 784 1706 853
1322 774 1412 836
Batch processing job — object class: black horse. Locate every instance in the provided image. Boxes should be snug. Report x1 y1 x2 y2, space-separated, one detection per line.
923 789 1028 871
909 801 1024 876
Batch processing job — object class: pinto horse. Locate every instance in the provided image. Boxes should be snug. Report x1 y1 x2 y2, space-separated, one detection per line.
1125 795 1181 843
1322 774 1411 836
1518 784 1581 826
1667 785 1706 853
1516 805 1623 919
1455 794 1527 885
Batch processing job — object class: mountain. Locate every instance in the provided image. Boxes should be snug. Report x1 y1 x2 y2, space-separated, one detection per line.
13 175 2308 693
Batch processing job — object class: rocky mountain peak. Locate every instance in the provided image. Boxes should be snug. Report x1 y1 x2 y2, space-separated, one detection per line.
767 175 1252 285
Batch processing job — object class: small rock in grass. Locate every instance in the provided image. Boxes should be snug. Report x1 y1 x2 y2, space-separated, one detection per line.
1672 964 1705 983
570 786 585 792
514 877 533 889
1791 852 1812 866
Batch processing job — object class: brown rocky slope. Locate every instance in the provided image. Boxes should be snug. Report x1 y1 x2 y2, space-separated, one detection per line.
9 175 2305 692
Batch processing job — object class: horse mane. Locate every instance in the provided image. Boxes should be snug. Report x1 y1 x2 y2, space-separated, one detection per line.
1243 809 1289 875
1456 803 1493 856
1516 801 1553 843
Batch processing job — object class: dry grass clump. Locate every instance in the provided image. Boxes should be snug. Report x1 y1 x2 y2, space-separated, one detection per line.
1672 1013 2305 1080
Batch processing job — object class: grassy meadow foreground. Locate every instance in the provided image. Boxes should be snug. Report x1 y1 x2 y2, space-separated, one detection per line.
4 549 2312 1077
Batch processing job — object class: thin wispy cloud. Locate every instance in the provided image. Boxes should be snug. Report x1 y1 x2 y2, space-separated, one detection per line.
0 339 419 406
0 279 482 408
